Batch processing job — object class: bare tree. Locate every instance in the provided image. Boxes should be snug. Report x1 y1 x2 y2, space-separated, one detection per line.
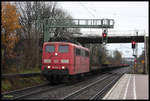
113 50 122 64
13 1 80 70
85 44 109 66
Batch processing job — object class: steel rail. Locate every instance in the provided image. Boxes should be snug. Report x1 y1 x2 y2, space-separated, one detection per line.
2 82 49 95
61 74 111 100
2 83 65 100
11 84 65 100
90 74 123 100
90 70 128 100
61 68 127 100
2 72 41 79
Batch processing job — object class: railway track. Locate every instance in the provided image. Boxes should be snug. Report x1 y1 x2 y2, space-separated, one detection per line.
61 69 126 100
2 72 106 100
2 82 64 100
61 74 111 99
17 73 108 99
90 74 122 100
2 67 129 100
2 72 41 79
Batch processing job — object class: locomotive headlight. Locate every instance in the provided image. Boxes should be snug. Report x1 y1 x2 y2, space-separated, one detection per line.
48 66 51 68
44 59 51 63
62 66 65 69
61 59 69 63
55 53 58 56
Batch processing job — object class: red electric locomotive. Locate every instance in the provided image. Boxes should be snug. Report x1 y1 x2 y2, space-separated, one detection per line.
41 42 90 84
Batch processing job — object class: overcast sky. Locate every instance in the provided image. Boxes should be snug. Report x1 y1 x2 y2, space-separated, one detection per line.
57 1 148 58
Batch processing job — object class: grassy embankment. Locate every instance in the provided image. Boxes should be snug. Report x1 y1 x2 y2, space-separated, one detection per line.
2 67 46 93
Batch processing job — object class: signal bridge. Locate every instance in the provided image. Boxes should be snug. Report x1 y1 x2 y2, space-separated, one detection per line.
71 30 146 44
37 18 146 44
46 30 146 44
79 30 146 37
72 36 145 44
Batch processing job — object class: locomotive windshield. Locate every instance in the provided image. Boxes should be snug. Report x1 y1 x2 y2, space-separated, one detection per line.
59 45 69 53
45 45 55 52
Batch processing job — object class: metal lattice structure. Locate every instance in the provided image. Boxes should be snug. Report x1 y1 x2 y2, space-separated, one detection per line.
44 19 114 28
41 19 115 42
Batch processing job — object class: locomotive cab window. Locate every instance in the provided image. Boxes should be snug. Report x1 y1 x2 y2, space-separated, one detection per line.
76 48 81 56
81 49 85 56
85 51 89 57
59 45 69 53
45 45 55 52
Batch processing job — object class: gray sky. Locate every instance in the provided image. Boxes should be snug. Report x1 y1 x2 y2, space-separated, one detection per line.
58 2 148 32
58 1 148 58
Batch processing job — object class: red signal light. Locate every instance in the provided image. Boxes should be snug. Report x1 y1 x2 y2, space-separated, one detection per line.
134 59 137 62
103 33 106 37
132 41 136 44
131 41 136 49
102 31 107 42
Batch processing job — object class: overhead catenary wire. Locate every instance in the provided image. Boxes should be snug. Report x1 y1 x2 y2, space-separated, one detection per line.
78 2 96 19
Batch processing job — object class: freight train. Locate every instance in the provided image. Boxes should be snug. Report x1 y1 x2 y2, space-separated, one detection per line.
41 41 128 84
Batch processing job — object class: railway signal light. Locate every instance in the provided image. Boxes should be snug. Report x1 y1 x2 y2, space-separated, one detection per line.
102 30 107 42
134 59 137 63
103 33 107 40
131 41 136 49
